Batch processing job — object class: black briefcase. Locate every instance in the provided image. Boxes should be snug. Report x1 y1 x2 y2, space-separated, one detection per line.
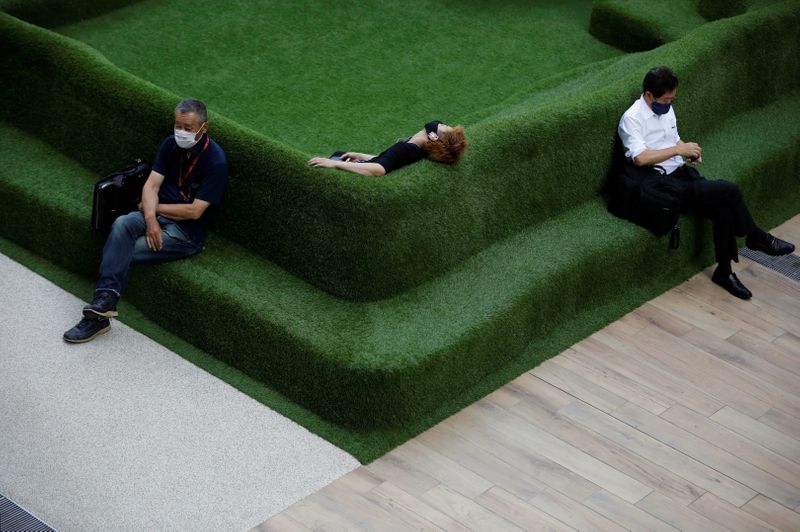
91 159 151 233
608 162 683 249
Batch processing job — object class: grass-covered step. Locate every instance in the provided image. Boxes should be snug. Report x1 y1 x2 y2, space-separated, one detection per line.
51 0 622 156
589 0 784 54
589 0 707 51
2 3 799 301
0 125 695 462
2 90 798 460
0 0 140 27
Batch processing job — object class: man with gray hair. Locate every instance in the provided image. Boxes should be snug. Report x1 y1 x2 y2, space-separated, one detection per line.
64 98 229 342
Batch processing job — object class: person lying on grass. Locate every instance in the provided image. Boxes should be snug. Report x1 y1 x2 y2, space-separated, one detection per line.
307 120 467 176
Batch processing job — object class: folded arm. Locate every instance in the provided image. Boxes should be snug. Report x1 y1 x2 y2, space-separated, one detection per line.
633 140 702 167
156 200 210 221
140 171 166 251
619 113 703 167
140 170 211 250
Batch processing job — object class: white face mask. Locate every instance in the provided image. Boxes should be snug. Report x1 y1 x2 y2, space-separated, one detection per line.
174 123 206 149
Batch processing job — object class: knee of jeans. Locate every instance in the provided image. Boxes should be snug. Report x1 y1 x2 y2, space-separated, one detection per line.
110 212 143 236
163 225 193 245
109 217 127 235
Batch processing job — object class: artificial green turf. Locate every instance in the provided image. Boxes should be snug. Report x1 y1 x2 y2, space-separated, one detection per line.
1 1 799 461
590 0 707 51
53 0 622 155
2 84 798 459
2 3 798 301
589 0 784 52
0 0 140 27
589 0 778 52
0 230 720 464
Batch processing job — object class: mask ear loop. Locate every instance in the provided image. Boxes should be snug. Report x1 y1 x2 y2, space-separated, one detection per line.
196 122 208 141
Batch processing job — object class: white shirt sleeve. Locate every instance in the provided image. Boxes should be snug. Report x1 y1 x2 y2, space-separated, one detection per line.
618 112 647 160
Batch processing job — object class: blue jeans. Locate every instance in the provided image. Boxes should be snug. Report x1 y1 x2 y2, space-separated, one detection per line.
95 211 203 296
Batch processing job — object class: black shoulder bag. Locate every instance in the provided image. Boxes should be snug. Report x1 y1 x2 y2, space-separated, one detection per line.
91 159 151 233
608 162 684 249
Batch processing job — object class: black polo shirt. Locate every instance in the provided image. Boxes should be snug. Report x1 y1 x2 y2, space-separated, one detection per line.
152 133 228 243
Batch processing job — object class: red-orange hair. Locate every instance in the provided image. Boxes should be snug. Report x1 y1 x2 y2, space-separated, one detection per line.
423 126 467 164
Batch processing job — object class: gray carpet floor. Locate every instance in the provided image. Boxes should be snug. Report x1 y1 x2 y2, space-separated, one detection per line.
0 253 359 532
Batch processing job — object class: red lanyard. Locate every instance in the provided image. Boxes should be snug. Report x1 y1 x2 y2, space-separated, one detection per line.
178 135 210 200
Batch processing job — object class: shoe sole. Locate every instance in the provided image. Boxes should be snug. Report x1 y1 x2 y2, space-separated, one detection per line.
746 244 795 256
63 322 111 344
83 308 118 319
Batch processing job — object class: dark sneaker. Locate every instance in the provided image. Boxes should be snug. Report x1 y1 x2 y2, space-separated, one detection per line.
746 233 795 256
83 290 119 319
63 317 111 343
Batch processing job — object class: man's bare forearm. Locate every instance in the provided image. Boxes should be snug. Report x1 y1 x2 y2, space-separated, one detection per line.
334 161 385 176
633 140 701 167
155 203 199 221
141 185 160 222
632 146 680 166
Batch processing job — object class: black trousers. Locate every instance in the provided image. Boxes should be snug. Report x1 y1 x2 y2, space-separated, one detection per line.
673 166 756 264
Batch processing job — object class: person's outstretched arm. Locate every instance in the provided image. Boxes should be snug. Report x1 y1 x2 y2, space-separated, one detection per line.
307 157 386 176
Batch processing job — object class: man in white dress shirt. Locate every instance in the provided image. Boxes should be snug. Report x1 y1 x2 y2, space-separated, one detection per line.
618 67 794 299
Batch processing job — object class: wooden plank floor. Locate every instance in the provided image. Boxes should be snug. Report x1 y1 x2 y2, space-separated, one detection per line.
256 215 800 532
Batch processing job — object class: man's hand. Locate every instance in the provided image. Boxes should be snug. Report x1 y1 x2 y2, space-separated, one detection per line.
146 219 163 251
676 141 702 160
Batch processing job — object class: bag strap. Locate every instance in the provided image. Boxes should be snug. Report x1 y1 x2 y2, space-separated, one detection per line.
669 224 681 250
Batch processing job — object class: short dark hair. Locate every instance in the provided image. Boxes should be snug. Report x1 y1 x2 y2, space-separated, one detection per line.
642 67 678 98
175 98 208 124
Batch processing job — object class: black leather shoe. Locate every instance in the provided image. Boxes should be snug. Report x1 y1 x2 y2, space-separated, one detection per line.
83 290 119 319
746 233 795 256
712 271 752 300
64 317 111 343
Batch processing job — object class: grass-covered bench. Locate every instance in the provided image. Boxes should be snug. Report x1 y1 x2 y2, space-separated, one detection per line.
1 2 798 301
2 90 798 460
2 0 799 461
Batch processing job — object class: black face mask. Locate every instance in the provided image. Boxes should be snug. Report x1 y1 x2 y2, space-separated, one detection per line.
425 120 442 135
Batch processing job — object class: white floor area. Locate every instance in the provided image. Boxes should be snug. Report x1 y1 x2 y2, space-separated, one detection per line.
0 253 359 532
